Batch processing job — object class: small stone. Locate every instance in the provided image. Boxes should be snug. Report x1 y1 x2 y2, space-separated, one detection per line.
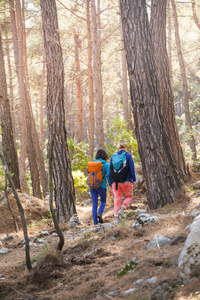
0 249 9 254
124 288 137 295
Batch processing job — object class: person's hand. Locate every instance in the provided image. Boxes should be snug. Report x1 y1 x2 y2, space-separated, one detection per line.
132 182 136 187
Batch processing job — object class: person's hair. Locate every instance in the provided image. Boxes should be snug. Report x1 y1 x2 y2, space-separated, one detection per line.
117 139 127 149
95 149 108 160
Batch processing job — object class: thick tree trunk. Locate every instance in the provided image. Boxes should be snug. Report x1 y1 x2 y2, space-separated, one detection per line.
40 0 76 222
91 0 104 149
73 31 83 143
167 1 173 86
120 0 182 209
0 29 20 190
150 0 190 182
171 0 197 161
86 0 94 157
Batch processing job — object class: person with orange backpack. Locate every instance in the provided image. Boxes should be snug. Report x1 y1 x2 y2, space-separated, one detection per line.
87 149 109 225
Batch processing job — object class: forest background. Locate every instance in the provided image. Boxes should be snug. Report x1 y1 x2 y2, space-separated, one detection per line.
0 0 200 206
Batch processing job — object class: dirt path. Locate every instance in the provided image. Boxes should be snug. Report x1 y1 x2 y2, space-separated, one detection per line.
0 176 200 299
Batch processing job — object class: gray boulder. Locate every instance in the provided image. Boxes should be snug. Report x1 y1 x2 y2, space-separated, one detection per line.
132 213 159 229
178 214 200 283
146 235 172 250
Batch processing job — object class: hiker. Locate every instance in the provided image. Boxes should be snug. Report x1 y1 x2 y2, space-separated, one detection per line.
109 139 136 221
88 149 109 225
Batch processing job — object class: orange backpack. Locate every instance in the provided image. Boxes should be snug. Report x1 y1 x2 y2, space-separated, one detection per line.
87 161 104 189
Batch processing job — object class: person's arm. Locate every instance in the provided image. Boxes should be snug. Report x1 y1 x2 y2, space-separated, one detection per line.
127 153 136 183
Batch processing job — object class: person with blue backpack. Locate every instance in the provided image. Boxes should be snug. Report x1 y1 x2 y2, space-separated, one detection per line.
109 140 136 221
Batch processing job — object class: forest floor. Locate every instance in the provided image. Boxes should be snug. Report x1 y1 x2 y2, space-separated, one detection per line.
1 171 200 300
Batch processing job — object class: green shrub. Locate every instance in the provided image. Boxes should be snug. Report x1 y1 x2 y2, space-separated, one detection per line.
72 170 89 201
68 139 92 171
105 117 140 163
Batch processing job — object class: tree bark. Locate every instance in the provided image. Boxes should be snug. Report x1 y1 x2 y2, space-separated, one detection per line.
120 12 130 130
10 0 29 193
0 28 20 190
91 0 104 149
86 0 94 157
120 0 182 210
21 3 48 197
5 29 16 144
40 0 76 222
150 0 190 182
191 0 200 31
40 47 46 150
73 31 83 143
16 0 42 198
171 0 197 161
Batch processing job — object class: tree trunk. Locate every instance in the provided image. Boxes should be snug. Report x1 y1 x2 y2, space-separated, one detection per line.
40 0 76 222
73 31 83 143
0 28 20 190
167 1 173 86
5 29 16 144
150 0 190 182
86 0 94 157
16 0 42 198
91 0 104 149
120 0 182 210
171 0 197 161
21 3 48 197
40 47 46 150
10 0 29 193
191 0 200 31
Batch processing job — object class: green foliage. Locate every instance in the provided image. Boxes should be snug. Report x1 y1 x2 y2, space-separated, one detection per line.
105 117 140 163
68 139 92 171
72 170 89 201
0 166 5 194
117 258 137 278
32 244 48 263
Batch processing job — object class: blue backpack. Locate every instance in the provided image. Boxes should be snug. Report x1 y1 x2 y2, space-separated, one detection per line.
110 152 129 189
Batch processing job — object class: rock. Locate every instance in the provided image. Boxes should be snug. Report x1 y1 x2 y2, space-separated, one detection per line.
132 213 159 229
189 211 200 217
79 199 92 206
2 235 14 241
191 181 200 190
0 241 2 248
0 248 9 254
124 288 137 295
68 214 82 228
178 214 200 283
146 235 172 251
145 276 158 284
102 223 114 229
108 290 119 296
133 279 144 285
52 232 58 236
191 163 200 172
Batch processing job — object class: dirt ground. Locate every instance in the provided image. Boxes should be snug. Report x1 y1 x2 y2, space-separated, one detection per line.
1 172 200 300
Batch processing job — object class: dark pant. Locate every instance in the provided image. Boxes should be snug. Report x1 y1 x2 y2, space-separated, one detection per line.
90 187 107 225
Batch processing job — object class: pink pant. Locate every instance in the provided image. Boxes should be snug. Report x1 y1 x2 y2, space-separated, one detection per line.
112 182 133 217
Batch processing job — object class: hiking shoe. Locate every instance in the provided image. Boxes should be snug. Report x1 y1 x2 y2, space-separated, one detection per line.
97 214 104 224
118 208 126 219
113 218 121 224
